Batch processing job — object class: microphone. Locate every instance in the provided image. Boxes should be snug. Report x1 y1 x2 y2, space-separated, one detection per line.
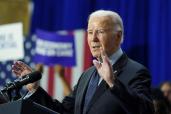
1 71 42 92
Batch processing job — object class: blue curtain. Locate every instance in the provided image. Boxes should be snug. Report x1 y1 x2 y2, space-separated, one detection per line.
148 0 171 86
31 0 171 87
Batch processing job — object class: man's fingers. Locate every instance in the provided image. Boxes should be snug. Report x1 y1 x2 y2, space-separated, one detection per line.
12 61 30 77
16 61 27 70
18 61 32 70
100 48 110 65
13 61 24 71
12 65 22 73
18 61 26 67
93 59 101 69
12 70 21 76
13 61 32 72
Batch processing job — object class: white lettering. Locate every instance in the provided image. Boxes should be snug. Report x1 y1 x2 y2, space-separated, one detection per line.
35 39 73 57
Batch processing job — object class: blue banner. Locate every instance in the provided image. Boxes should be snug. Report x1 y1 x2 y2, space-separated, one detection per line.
34 29 76 67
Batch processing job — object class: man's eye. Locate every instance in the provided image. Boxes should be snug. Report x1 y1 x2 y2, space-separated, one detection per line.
98 30 105 34
88 31 93 34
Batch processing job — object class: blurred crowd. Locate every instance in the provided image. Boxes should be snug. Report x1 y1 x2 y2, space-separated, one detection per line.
152 82 171 114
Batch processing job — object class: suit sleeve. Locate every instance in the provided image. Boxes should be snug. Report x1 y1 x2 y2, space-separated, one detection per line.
27 82 78 114
110 69 154 114
26 71 85 114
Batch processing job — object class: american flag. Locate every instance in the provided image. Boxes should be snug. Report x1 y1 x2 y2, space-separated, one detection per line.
0 29 92 101
0 35 36 91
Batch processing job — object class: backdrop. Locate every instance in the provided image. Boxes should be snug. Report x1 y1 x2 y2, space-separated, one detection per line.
30 0 171 87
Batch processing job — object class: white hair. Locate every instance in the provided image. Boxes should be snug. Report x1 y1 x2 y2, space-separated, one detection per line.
88 10 124 43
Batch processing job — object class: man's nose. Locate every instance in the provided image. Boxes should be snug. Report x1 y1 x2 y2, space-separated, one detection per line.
92 31 98 41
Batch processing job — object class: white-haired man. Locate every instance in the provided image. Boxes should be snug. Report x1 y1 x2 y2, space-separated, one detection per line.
12 10 154 114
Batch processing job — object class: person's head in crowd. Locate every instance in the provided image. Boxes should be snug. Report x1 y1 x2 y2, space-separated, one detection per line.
160 82 171 104
151 88 170 114
87 10 123 59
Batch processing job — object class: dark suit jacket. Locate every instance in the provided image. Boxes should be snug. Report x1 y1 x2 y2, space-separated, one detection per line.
28 53 154 114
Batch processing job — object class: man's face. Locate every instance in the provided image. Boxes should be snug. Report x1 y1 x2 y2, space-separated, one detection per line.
87 16 120 58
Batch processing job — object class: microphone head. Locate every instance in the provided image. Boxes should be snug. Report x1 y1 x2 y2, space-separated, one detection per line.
28 71 42 83
1 71 42 93
19 71 42 85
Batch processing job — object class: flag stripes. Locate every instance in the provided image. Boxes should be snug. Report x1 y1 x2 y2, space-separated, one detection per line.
40 30 92 101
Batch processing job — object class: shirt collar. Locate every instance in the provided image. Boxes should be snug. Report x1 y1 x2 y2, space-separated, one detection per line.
109 48 123 65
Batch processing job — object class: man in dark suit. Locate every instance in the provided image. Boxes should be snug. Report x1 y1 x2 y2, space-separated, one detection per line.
12 10 154 114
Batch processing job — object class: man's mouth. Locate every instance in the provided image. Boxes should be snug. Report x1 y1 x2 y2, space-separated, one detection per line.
92 45 101 49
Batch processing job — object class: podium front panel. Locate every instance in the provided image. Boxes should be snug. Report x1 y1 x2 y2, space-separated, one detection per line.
0 100 60 114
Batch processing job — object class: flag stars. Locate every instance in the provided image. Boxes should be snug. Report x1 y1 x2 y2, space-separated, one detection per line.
30 63 35 69
6 64 12 71
5 78 11 83
25 42 32 49
24 56 31 63
12 73 16 78
32 35 37 42
1 61 7 65
31 49 35 55
0 72 6 79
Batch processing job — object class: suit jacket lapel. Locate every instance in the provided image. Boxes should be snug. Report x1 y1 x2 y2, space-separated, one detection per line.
86 53 128 113
112 53 128 74
86 79 107 113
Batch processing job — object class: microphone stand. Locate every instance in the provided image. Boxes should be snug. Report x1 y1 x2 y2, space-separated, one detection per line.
1 82 22 102
12 87 22 101
0 71 42 102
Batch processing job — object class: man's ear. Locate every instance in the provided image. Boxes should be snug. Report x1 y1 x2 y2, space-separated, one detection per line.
116 31 122 44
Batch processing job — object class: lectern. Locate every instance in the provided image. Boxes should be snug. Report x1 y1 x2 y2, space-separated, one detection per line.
0 99 59 114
